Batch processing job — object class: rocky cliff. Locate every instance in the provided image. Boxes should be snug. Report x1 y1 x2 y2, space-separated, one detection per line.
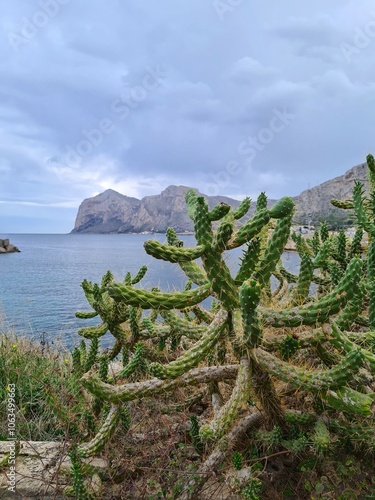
71 189 141 233
71 163 369 233
72 186 249 234
293 162 368 225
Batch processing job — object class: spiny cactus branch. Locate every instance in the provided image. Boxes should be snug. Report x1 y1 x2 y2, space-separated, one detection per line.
81 364 238 404
107 282 211 309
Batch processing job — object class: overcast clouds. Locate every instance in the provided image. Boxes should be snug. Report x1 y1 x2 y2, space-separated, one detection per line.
2 0 375 232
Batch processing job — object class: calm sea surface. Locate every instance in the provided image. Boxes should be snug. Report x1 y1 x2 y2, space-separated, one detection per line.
0 234 300 348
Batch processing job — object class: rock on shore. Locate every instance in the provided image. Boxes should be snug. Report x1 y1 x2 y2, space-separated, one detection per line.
0 238 20 253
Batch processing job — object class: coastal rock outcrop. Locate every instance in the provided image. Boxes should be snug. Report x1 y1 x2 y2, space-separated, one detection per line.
0 239 20 253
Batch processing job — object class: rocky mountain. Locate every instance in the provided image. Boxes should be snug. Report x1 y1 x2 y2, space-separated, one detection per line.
292 162 368 225
71 186 249 234
71 162 369 233
71 189 141 233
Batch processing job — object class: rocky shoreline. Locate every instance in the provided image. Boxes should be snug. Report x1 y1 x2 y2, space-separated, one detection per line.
0 238 20 253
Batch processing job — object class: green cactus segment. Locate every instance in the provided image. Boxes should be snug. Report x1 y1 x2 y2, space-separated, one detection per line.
292 253 314 305
166 227 183 247
120 404 131 432
131 265 148 284
353 181 375 234
140 317 169 339
69 450 94 500
144 240 204 263
311 420 330 454
79 340 87 361
81 364 238 404
78 323 108 340
260 257 363 327
279 335 299 360
323 323 375 371
208 203 231 221
240 279 262 348
129 307 140 341
336 230 347 266
185 188 199 220
346 329 375 347
77 403 122 458
81 279 96 308
284 410 316 426
256 192 267 211
72 347 83 375
233 196 251 220
99 356 109 383
235 238 261 285
191 306 214 324
201 250 239 309
322 387 374 416
75 311 98 319
120 342 144 378
179 261 208 286
213 219 234 252
84 338 99 372
100 270 114 288
348 228 363 260
320 222 329 242
254 214 293 288
230 209 270 249
108 282 211 310
268 196 294 219
160 310 206 338
194 197 213 247
312 240 331 269
367 153 375 189
335 286 365 331
256 347 364 391
199 357 252 441
329 262 343 287
331 199 353 210
279 266 298 284
367 238 375 329
329 419 375 444
292 232 312 257
149 309 228 379
311 229 321 256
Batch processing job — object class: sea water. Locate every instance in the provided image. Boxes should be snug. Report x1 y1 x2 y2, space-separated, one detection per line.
0 234 300 348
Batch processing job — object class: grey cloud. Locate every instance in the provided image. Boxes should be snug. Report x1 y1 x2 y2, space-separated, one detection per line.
2 0 375 232
230 57 277 84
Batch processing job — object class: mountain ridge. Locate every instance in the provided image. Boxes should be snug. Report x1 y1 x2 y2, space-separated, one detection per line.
71 162 368 233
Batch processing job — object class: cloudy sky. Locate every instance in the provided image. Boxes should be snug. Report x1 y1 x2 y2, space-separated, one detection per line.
1 0 375 232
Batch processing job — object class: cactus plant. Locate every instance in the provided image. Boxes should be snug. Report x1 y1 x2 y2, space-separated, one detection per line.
69 165 375 498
